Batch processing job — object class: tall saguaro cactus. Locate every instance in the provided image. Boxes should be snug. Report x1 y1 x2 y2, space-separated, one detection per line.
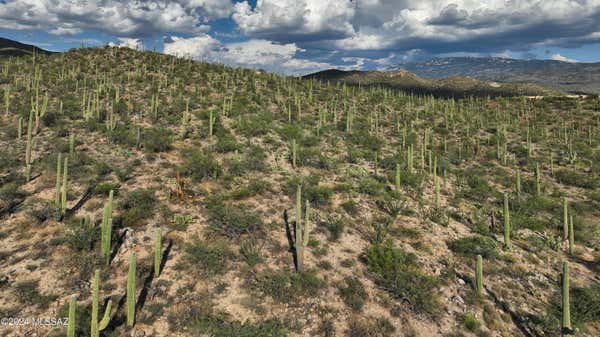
101 190 113 265
67 295 76 337
60 157 68 216
563 197 569 241
568 215 575 255
503 193 511 250
475 254 483 294
154 229 162 277
295 185 304 272
127 252 137 327
91 270 111 337
562 261 572 337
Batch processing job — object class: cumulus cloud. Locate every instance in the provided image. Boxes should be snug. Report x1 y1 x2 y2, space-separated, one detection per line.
108 38 145 51
233 0 355 41
0 0 233 37
163 34 332 74
232 0 600 56
551 53 577 63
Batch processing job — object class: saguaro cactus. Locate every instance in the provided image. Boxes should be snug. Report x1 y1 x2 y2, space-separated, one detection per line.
303 200 310 246
101 190 113 265
562 261 572 337
55 153 62 213
568 215 575 255
563 197 569 241
67 295 76 337
127 252 137 327
60 157 68 216
476 254 483 294
295 185 304 272
535 163 542 196
91 270 111 337
154 229 162 277
291 139 297 168
516 170 521 196
395 163 401 192
503 193 511 250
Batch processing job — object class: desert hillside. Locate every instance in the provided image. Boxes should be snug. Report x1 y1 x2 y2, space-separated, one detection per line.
0 47 599 337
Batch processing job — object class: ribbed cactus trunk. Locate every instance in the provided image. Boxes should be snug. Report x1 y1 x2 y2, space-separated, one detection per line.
563 197 569 241
101 190 113 265
395 163 401 192
303 200 310 247
291 139 297 168
25 109 33 175
154 229 162 277
91 270 112 337
516 170 521 196
476 254 483 294
127 252 137 327
503 193 511 250
67 295 76 337
535 163 541 196
54 153 62 216
60 157 68 216
295 185 304 272
568 215 575 255
562 261 572 337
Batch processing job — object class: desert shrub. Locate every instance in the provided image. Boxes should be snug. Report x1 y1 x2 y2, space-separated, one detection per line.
183 237 232 276
284 175 332 207
215 133 241 153
448 235 498 259
339 277 368 311
63 218 96 251
365 241 439 314
180 148 222 181
255 269 325 304
323 214 345 241
13 280 57 309
458 312 481 332
346 316 395 337
142 127 172 153
205 198 263 239
554 169 597 189
120 188 156 228
240 238 264 267
544 283 600 334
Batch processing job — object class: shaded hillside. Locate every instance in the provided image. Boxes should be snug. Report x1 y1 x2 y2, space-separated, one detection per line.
0 37 55 57
303 68 557 98
396 57 600 95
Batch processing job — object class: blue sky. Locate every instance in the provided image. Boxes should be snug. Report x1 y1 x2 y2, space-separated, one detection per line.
1 1 600 74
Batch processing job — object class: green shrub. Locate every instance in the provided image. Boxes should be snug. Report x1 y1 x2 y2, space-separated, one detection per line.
180 148 222 181
120 188 156 228
346 316 395 337
183 237 232 276
142 127 172 153
13 280 57 309
255 269 325 304
339 277 367 311
365 241 439 314
205 199 263 239
458 312 481 332
448 235 498 259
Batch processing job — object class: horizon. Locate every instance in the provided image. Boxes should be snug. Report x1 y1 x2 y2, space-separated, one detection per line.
1 1 600 75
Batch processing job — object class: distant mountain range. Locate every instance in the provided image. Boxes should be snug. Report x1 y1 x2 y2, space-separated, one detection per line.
0 37 55 57
394 57 600 94
304 69 556 98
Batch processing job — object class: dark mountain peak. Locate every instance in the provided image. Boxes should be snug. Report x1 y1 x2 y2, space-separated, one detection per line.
0 37 55 57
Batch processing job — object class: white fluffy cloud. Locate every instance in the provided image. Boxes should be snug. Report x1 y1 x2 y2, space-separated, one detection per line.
0 0 233 36
163 34 332 74
233 0 355 40
108 38 145 51
551 53 577 63
232 0 600 54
